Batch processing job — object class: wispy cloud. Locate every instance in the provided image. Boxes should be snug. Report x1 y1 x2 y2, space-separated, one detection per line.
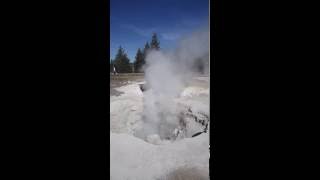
160 17 207 41
120 24 157 37
181 18 202 27
119 19 207 43
161 32 181 41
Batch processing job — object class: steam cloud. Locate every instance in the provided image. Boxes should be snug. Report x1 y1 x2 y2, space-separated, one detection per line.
135 28 209 141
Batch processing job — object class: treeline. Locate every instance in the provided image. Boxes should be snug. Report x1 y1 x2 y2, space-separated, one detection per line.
110 33 160 73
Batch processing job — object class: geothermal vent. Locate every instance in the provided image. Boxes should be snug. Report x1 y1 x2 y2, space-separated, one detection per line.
135 83 209 142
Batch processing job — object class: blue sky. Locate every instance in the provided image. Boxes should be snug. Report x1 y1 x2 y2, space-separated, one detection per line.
110 0 209 62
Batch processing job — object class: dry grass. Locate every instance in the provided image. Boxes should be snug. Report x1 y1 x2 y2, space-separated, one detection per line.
111 75 144 85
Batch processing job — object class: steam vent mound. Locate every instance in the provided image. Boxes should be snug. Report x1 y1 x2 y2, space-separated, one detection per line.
135 81 210 143
139 83 150 92
110 76 210 180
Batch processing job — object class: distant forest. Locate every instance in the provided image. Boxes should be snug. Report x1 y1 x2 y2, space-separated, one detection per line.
110 33 208 74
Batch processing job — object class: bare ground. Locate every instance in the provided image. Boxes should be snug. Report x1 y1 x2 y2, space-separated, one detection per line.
110 73 144 96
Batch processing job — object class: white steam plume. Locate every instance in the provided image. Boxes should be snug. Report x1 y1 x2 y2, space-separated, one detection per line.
135 28 209 141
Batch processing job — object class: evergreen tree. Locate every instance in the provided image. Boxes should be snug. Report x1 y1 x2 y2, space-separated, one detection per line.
110 59 114 72
113 46 132 73
150 33 160 50
134 48 144 73
141 42 150 69
143 42 150 59
143 42 150 53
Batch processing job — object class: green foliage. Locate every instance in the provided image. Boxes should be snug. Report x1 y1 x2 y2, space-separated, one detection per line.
134 48 144 73
143 41 150 55
113 33 160 73
150 33 160 50
110 59 114 72
142 42 150 67
113 46 132 73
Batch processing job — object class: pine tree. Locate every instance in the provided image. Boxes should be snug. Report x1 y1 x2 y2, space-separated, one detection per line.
143 42 150 58
134 48 144 73
110 59 114 72
113 46 132 73
150 33 160 50
143 42 150 53
141 42 150 69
